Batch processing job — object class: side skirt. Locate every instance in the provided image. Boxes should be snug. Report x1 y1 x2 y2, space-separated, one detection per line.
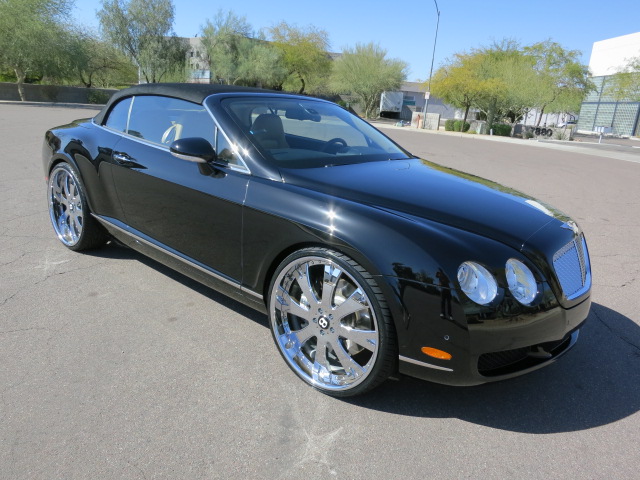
92 214 267 314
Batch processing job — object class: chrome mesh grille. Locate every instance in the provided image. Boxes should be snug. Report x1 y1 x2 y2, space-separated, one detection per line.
553 235 590 300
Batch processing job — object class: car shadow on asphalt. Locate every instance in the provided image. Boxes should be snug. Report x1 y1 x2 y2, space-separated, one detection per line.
86 244 639 434
86 242 268 327
349 302 640 433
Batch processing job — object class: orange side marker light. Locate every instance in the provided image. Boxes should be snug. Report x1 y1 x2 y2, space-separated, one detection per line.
421 347 452 360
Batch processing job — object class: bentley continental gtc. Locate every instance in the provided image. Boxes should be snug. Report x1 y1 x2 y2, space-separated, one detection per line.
43 84 592 397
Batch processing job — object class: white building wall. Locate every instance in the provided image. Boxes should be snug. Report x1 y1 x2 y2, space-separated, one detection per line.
589 32 640 76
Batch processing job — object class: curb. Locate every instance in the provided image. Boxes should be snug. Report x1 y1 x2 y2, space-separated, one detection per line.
0 100 103 109
373 122 640 164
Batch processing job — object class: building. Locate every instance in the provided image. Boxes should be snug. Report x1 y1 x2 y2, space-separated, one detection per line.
186 37 210 84
393 82 456 122
577 32 640 137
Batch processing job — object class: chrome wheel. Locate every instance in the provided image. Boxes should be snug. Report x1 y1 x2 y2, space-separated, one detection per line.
270 252 386 394
48 165 84 246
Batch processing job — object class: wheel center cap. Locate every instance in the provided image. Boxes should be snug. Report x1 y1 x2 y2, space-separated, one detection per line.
317 316 330 329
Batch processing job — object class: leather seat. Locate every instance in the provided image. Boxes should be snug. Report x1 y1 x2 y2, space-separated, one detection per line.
251 114 289 149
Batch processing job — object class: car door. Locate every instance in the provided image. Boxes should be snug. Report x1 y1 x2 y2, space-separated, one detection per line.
109 95 248 282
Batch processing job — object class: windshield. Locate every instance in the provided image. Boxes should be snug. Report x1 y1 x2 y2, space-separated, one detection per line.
219 96 411 168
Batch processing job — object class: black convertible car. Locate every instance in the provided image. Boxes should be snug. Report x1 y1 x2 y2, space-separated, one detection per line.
43 84 591 396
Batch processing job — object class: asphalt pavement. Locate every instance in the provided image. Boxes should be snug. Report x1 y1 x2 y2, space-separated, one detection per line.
1 104 639 480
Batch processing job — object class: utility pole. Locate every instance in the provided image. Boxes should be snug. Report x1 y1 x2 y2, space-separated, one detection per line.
421 0 440 129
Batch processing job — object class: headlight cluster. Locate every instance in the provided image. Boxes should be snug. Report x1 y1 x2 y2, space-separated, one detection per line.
457 262 497 305
457 259 538 306
505 259 537 305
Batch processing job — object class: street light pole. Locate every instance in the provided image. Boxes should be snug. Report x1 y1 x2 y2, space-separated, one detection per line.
421 0 440 129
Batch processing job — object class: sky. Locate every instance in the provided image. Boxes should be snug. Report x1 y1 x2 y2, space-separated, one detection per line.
74 0 640 82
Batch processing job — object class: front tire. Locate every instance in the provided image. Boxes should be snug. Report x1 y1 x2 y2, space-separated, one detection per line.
268 248 397 397
47 163 107 251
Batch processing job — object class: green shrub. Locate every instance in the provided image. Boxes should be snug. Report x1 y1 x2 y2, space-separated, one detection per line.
453 120 470 132
490 124 512 136
444 119 455 131
553 129 566 140
0 70 16 82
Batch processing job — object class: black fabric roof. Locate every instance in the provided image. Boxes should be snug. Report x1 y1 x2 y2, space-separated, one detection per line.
94 83 280 124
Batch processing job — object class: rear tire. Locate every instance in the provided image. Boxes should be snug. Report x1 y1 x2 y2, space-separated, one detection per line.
47 163 107 251
268 247 397 397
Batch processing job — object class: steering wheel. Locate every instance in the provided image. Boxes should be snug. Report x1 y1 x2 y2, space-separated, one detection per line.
322 137 348 153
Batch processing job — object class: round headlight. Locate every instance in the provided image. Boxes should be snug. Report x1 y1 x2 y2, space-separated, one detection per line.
506 259 538 305
457 261 498 305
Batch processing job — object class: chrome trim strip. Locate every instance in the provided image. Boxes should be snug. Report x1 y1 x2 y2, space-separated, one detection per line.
95 122 178 153
169 151 207 163
125 96 134 132
398 355 454 372
243 288 264 300
92 214 263 301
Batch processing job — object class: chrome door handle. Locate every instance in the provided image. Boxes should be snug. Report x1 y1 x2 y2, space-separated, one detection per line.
113 152 131 164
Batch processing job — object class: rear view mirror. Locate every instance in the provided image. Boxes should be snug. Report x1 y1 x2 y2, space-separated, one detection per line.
170 137 217 163
285 105 321 122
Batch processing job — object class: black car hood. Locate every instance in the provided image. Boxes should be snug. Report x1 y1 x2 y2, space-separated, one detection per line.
280 158 570 251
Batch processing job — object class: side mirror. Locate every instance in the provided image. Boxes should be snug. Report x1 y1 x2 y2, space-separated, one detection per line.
170 137 217 164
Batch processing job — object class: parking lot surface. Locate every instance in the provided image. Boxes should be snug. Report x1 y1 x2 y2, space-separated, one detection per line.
1 104 639 479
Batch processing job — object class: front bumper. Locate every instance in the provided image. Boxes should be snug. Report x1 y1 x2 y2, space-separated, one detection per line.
395 279 591 386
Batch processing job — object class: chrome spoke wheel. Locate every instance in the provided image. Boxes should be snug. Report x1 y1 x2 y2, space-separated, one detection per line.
270 254 383 393
48 165 84 247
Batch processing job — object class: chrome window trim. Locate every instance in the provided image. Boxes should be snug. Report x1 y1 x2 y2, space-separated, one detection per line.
203 101 251 173
94 95 251 175
125 95 134 132
101 96 133 133
92 214 263 301
204 91 328 101
399 355 454 372
95 120 173 153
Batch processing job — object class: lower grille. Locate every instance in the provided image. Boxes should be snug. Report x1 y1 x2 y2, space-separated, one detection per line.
478 347 529 372
478 337 569 376
553 234 591 300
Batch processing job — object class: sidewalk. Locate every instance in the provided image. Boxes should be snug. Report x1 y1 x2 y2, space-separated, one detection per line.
372 121 640 164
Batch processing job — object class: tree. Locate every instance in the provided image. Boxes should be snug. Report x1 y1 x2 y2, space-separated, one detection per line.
201 10 252 84
200 10 287 87
75 36 138 88
523 40 593 125
433 41 585 133
431 53 501 127
470 42 539 130
55 28 137 88
268 22 331 94
330 43 407 118
235 41 288 88
98 0 187 83
0 0 76 100
606 56 640 101
430 40 593 133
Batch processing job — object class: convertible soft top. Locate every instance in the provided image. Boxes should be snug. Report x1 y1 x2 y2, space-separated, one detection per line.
93 83 278 124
